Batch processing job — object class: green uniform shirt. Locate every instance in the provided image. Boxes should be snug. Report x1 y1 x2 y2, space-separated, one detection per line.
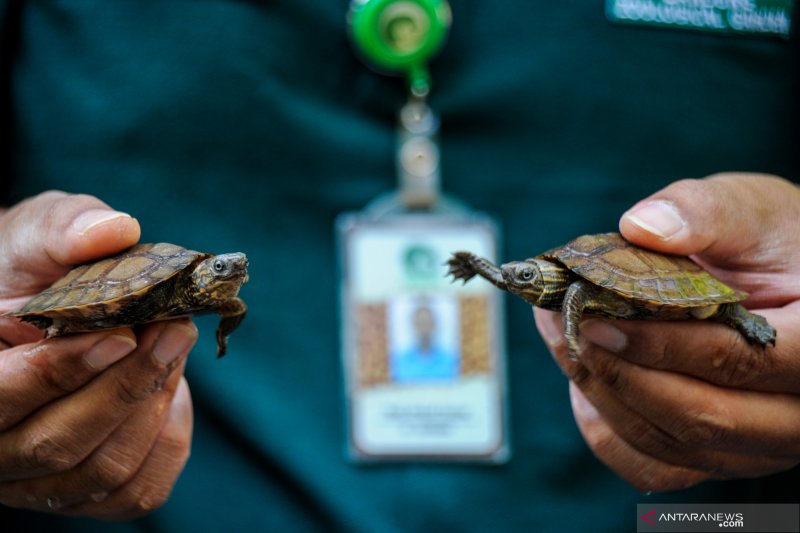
2 1 797 531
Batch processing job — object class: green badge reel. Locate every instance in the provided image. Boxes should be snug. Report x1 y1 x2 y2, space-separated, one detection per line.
349 0 453 209
349 0 451 97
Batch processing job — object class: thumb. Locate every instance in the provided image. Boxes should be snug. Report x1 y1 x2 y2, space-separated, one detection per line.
620 173 800 266
0 191 140 302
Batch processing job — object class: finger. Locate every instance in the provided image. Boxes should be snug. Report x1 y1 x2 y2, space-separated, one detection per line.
0 329 137 431
580 305 800 393
0 363 185 512
0 316 51 349
0 191 140 305
618 174 800 306
542 311 800 475
534 307 566 352
574 331 800 459
571 355 798 478
0 320 197 481
619 173 800 261
65 377 193 520
568 382 712 492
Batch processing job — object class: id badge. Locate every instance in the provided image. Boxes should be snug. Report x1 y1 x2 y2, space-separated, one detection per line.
338 203 509 463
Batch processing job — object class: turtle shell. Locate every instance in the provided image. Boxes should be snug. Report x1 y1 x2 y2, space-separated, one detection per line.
13 243 207 322
541 233 747 306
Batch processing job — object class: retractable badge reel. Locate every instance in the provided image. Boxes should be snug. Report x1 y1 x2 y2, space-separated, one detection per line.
338 0 509 463
349 0 449 210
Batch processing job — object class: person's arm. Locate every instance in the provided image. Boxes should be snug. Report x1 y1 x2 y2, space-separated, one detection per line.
535 173 800 490
0 191 196 519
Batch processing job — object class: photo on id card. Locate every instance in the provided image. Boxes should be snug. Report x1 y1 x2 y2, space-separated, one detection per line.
337 210 508 463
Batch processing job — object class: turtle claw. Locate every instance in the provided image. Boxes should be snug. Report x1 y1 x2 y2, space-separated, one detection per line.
44 320 66 338
445 252 479 283
445 251 509 290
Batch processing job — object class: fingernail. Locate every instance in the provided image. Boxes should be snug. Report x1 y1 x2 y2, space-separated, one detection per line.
569 383 600 421
90 491 108 503
536 309 564 348
623 200 685 240
153 322 197 366
84 335 137 370
581 319 627 353
72 209 132 237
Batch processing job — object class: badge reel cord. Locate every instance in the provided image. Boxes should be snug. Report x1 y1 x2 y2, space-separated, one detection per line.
349 0 463 217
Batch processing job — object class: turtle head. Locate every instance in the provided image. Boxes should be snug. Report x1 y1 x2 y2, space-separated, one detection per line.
501 258 571 309
500 260 546 305
190 252 249 304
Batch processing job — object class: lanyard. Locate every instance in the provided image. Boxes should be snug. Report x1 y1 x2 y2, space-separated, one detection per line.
340 1 509 464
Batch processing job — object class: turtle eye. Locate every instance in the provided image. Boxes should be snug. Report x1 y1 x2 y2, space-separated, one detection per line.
519 268 533 281
213 259 226 273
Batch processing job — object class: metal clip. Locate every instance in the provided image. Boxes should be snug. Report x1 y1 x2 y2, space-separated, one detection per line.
397 96 440 209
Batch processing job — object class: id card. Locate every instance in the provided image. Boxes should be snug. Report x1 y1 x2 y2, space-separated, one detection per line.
338 205 508 463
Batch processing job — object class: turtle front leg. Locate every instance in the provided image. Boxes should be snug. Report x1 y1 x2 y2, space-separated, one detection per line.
713 303 776 347
561 280 638 360
446 252 507 290
561 280 594 360
215 297 247 358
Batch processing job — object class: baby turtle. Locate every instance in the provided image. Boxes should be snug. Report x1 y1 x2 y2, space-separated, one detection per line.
447 233 775 359
10 243 249 357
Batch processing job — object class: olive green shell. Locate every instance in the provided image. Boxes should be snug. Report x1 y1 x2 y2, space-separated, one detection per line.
541 233 747 306
13 243 206 319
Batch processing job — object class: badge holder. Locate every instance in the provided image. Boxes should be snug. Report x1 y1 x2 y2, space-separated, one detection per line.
338 0 509 463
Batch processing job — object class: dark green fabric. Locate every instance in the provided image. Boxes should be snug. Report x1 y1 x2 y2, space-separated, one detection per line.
3 1 798 531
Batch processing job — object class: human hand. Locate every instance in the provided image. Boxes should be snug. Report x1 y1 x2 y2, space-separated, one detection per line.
534 173 800 491
0 191 197 519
